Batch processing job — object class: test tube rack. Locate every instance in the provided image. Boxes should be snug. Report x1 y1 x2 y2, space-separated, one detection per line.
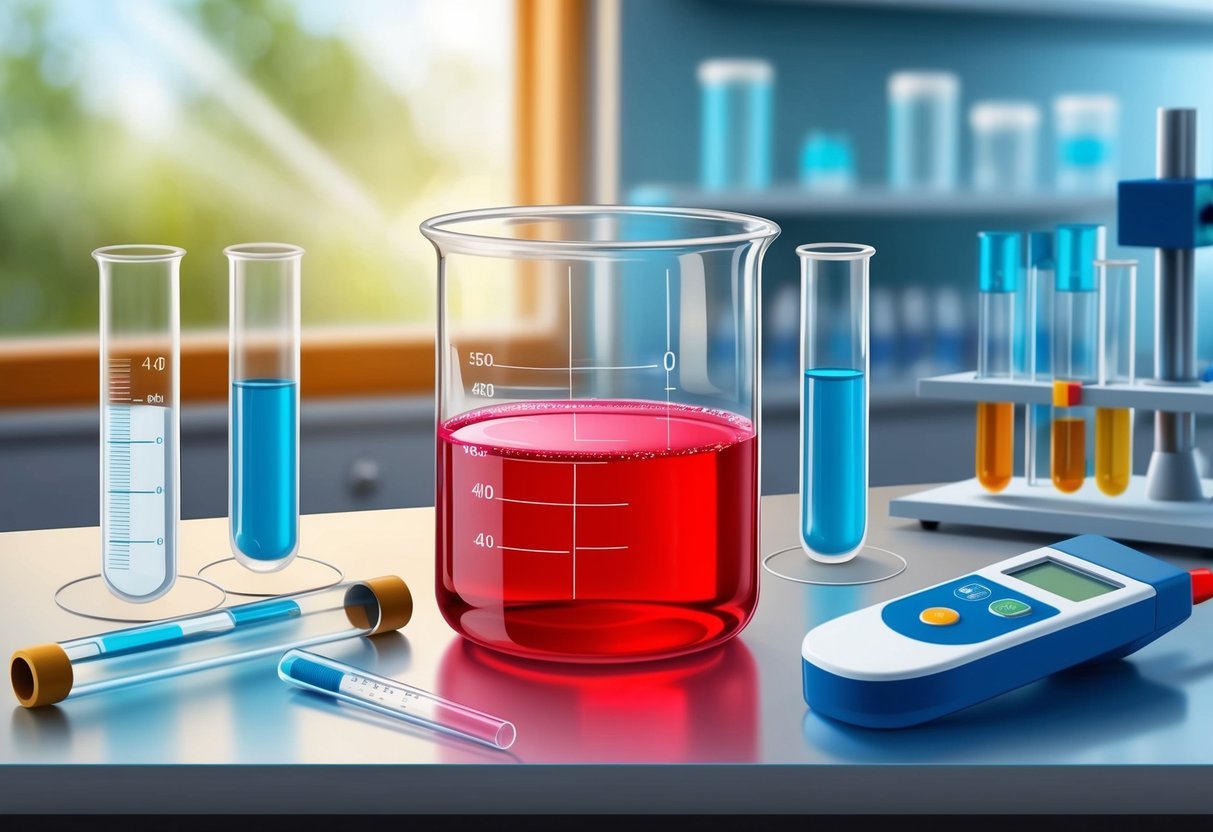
890 107 1213 550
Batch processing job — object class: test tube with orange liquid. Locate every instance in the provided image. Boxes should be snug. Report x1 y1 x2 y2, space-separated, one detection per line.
975 231 1020 492
1095 259 1137 496
1050 224 1103 494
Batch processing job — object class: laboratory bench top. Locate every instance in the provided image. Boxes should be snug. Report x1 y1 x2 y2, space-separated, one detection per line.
2 484 1213 815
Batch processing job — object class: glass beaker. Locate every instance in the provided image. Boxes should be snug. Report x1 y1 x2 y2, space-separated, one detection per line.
420 205 778 663
94 245 184 603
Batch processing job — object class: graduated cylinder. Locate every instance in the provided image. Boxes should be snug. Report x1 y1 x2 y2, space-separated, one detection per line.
799 243 873 563
94 245 184 603
227 243 303 571
975 231 1019 493
10 576 413 708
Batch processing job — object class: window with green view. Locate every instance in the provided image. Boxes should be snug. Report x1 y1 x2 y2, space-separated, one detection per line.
0 0 512 336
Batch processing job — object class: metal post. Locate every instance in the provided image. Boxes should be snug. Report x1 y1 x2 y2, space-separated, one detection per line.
1146 108 1204 501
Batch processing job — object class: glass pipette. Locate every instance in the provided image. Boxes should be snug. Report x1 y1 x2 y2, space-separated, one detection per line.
277 649 517 750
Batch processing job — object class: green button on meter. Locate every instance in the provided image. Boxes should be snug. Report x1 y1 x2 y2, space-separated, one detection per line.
989 598 1032 618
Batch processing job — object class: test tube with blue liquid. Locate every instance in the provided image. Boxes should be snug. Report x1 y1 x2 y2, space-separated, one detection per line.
764 243 904 585
227 244 302 571
799 243 870 563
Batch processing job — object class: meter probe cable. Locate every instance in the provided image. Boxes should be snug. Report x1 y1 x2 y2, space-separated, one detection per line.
1192 568 1213 605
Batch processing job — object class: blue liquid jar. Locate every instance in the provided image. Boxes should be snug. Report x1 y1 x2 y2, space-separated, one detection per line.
226 243 303 572
1053 95 1118 194
888 70 958 192
698 58 773 191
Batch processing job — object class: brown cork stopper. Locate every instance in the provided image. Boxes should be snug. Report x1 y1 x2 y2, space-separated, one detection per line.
11 643 74 708
343 576 413 636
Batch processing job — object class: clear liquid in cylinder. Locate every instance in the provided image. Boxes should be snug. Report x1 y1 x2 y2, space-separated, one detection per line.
437 400 758 663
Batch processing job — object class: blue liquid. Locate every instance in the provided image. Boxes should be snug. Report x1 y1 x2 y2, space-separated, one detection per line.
231 379 298 561
801 368 866 556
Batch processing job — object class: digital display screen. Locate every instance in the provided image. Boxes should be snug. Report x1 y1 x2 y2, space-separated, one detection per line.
1006 559 1119 602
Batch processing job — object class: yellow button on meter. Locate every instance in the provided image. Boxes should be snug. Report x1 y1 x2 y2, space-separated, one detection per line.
919 607 960 626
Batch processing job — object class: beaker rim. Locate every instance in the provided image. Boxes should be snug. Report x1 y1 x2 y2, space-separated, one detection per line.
92 244 186 263
224 242 305 260
796 242 875 261
419 204 780 255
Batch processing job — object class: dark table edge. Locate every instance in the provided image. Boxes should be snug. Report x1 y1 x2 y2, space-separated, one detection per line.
1 764 1211 813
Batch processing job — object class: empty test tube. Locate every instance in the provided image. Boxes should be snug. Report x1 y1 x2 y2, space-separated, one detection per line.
1095 259 1137 496
1025 232 1054 487
10 577 412 708
975 231 1020 493
278 649 517 750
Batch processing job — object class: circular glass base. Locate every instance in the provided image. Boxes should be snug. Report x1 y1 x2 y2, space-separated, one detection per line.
763 545 907 586
196 555 344 598
54 574 227 623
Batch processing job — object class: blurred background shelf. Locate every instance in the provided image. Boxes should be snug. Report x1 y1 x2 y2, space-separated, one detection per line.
629 184 1118 218
771 0 1213 24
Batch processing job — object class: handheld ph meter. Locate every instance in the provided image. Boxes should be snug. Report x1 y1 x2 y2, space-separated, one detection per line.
801 534 1213 729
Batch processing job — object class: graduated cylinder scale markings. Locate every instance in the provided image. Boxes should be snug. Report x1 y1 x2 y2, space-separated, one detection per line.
95 245 183 603
103 357 174 597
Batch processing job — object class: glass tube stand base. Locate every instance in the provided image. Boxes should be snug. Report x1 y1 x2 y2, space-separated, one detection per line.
890 475 1213 549
54 574 226 624
763 545 907 586
891 372 1213 550
197 556 344 598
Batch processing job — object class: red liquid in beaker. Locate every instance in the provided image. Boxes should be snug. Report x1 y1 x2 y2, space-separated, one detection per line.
436 400 758 662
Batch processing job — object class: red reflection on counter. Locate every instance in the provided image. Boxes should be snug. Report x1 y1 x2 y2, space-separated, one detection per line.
437 637 758 763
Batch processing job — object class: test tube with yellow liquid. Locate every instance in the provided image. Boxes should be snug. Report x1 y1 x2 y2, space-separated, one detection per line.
1051 224 1103 494
1095 259 1137 496
975 231 1019 492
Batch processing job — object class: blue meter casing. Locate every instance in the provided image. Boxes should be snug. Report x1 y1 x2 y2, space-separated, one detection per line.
801 535 1192 729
